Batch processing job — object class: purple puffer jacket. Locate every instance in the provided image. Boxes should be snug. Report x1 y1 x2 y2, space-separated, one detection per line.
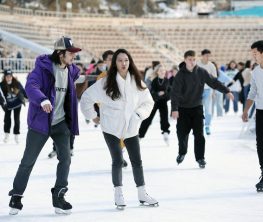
25 55 80 135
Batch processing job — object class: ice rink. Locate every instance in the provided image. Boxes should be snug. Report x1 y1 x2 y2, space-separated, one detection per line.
0 74 262 222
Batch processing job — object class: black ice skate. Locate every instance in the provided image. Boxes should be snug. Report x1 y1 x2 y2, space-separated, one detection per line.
197 159 206 169
51 187 72 214
256 172 263 192
176 154 185 165
9 195 23 215
122 159 128 168
48 150 57 158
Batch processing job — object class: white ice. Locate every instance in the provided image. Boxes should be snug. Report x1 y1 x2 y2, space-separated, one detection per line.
0 74 262 222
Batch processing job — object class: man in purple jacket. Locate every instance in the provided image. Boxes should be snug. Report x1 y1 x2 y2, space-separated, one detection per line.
8 37 81 215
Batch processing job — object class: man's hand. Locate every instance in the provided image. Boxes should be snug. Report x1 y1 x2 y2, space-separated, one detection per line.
42 104 52 113
227 92 234 101
93 116 100 124
172 111 179 120
242 111 249 122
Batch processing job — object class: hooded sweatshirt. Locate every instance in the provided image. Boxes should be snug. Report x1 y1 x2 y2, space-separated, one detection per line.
25 54 80 135
171 63 230 111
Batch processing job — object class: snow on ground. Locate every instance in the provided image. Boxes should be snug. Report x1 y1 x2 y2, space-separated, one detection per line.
0 74 261 222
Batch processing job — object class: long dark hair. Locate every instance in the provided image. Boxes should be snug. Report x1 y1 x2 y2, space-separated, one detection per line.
104 48 145 100
1 75 20 95
49 50 66 65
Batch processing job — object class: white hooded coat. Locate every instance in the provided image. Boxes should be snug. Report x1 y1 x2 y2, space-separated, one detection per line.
80 72 154 139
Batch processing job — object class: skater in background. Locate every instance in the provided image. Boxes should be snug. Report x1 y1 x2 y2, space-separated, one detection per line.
171 50 234 168
80 48 158 209
139 64 171 145
242 40 263 192
197 49 217 135
0 69 27 144
211 61 232 117
224 60 239 114
8 36 81 215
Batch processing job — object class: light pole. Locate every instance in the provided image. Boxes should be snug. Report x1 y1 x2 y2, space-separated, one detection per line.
56 0 60 16
144 0 148 13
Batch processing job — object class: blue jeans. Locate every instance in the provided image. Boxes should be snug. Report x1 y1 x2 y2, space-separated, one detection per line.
202 88 212 127
224 91 239 113
212 91 224 117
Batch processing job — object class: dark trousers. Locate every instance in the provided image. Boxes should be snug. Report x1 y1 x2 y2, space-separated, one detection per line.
139 100 170 138
256 110 263 169
9 120 71 196
176 106 205 161
4 106 21 134
103 132 145 187
53 134 75 151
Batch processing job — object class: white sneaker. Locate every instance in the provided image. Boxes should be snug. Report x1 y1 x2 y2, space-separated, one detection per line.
114 186 126 209
163 132 169 146
137 186 158 206
14 135 19 144
3 133 9 143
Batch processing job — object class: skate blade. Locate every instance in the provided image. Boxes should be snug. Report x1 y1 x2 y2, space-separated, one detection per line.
116 205 126 210
9 208 20 215
115 203 126 210
55 208 71 215
139 201 159 207
256 187 263 192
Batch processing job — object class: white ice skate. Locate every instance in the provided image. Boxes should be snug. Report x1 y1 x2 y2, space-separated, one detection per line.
14 135 19 144
138 186 158 207
163 132 169 146
9 208 20 215
3 133 9 143
114 186 126 210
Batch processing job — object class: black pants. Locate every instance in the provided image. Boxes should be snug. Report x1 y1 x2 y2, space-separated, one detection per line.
176 106 205 161
4 106 21 134
9 120 71 196
103 132 145 187
256 109 263 169
139 100 170 138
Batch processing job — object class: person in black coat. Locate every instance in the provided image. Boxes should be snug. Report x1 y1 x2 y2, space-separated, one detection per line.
171 50 234 168
0 69 27 143
139 64 171 145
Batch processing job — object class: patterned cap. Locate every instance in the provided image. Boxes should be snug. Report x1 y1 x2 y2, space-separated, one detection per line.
54 36 81 53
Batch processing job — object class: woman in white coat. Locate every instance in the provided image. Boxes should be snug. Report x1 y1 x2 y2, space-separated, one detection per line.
80 49 158 209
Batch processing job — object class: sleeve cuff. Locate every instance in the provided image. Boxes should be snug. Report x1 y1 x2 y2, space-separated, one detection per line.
41 99 51 107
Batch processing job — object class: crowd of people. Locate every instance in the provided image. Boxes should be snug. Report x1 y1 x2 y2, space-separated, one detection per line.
1 36 262 215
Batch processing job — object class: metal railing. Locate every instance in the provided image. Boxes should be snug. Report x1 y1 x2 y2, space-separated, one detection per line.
0 58 88 74
0 58 35 73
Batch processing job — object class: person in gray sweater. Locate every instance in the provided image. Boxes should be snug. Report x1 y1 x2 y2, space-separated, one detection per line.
242 40 263 192
171 50 234 168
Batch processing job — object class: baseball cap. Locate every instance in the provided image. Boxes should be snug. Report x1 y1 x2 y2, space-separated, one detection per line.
3 69 13 76
54 36 81 53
